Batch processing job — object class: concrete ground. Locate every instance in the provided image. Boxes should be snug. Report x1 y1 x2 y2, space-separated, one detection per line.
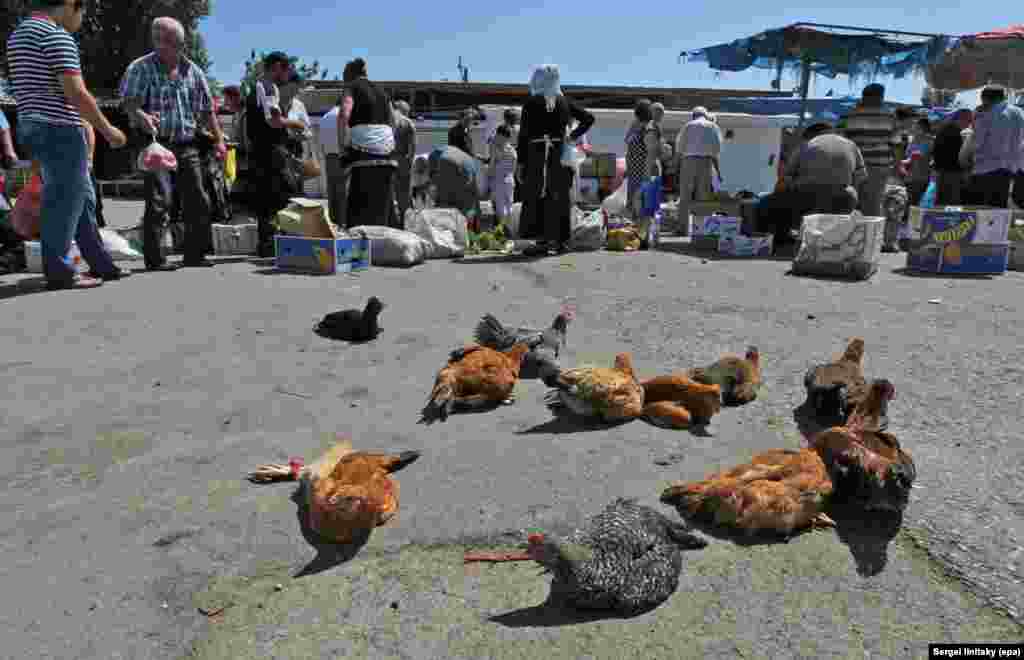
1 200 1022 659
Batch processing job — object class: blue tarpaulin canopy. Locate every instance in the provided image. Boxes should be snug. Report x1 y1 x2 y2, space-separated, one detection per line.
717 96 904 119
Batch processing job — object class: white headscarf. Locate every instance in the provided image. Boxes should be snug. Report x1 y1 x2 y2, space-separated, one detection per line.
529 64 562 112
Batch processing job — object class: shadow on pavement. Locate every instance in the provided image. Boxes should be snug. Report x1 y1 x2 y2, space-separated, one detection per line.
489 597 651 628
824 498 904 578
289 487 370 578
516 411 634 435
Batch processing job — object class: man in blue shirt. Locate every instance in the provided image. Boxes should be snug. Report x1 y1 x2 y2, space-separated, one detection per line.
967 85 1024 208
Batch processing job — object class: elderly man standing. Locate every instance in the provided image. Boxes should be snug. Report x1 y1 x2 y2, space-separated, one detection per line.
675 107 721 234
843 84 899 224
120 16 223 270
391 100 417 227
966 85 1024 208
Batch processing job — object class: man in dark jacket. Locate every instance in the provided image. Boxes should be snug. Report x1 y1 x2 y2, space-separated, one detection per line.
931 109 973 206
448 109 475 157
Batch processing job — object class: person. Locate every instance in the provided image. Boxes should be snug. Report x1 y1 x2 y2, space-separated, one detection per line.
0 110 17 170
842 83 899 217
755 122 866 250
245 51 308 256
964 85 1024 208
896 117 933 240
516 64 594 256
650 101 666 161
625 98 661 249
488 123 517 229
448 108 475 157
931 109 972 206
336 57 398 229
427 145 480 216
0 109 22 274
7 0 128 290
318 96 348 228
391 99 417 226
81 120 106 229
120 16 223 270
675 106 722 235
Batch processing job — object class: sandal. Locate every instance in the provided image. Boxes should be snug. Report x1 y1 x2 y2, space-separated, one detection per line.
46 274 103 291
88 268 132 280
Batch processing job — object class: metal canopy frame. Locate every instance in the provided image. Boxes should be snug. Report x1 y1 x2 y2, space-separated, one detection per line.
684 22 952 127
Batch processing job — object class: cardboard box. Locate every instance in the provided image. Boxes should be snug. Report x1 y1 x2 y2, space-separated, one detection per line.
274 198 336 238
690 215 739 251
24 241 88 274
719 232 774 257
274 235 371 275
211 223 259 255
905 241 1009 275
907 206 1011 243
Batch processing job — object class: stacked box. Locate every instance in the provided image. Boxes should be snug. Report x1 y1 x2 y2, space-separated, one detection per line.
719 233 774 257
905 208 1011 275
691 215 740 250
274 236 371 275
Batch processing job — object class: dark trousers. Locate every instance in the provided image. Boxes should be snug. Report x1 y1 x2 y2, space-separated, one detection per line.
251 150 297 253
967 169 1012 208
756 185 857 244
520 142 573 245
143 143 210 266
935 170 964 206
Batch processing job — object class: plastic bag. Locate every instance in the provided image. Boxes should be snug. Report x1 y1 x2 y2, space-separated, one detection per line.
568 208 606 251
224 148 237 187
99 227 143 261
11 172 42 239
920 179 937 209
560 144 586 169
347 225 429 267
640 177 663 217
601 180 628 216
138 141 178 172
404 208 468 259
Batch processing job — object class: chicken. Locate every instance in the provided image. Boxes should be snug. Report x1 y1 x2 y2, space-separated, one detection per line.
466 498 707 614
639 373 723 429
687 346 762 406
809 379 913 512
803 337 872 424
315 297 385 342
545 352 644 422
661 448 836 539
467 306 575 386
247 439 420 543
422 342 531 423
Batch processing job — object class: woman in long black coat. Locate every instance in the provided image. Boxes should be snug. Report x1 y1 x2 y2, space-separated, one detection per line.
516 65 594 256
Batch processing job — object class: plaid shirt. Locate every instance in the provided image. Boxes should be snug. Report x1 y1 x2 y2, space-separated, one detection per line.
119 52 212 144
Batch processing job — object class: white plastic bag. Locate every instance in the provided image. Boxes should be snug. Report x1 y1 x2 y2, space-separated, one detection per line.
601 180 628 216
99 227 143 261
137 141 178 172
569 208 606 251
404 208 469 259
347 225 429 267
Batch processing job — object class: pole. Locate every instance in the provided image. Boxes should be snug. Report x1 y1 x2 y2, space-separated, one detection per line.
797 59 812 128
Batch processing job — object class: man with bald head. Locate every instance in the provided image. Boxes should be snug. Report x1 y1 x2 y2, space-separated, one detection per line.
391 99 416 226
120 16 224 270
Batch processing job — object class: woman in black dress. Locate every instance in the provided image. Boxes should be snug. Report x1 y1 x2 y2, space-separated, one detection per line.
339 58 398 229
516 65 594 255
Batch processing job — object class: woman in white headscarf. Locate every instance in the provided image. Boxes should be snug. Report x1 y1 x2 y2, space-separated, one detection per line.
517 65 594 256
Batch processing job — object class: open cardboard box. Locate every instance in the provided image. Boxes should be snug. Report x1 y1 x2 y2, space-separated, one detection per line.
275 198 338 239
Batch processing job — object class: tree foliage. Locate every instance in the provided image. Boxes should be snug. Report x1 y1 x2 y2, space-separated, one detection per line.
239 49 337 98
1 0 214 94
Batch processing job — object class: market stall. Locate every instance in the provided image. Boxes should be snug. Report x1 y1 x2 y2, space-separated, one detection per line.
926 26 1024 93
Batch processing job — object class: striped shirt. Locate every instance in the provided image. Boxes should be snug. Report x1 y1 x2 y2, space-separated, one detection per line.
843 106 899 169
6 16 83 126
119 52 212 143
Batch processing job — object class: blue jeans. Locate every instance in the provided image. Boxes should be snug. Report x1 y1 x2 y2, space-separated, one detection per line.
16 120 115 282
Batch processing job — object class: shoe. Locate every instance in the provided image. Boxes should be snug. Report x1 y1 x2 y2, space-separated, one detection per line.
146 263 181 272
46 274 103 290
523 243 549 257
257 245 275 258
88 268 132 280
183 258 216 268
881 245 899 254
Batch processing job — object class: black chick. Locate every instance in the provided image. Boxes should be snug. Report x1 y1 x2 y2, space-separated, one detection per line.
315 297 385 342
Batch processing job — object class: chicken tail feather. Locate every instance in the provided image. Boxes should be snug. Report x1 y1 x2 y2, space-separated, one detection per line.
387 451 422 473
473 314 515 351
421 379 455 424
247 463 299 484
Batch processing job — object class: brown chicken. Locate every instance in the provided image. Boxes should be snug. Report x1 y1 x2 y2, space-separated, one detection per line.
247 439 421 543
687 347 762 405
809 379 914 512
422 342 531 423
640 373 723 429
546 352 644 422
804 337 872 423
661 447 836 538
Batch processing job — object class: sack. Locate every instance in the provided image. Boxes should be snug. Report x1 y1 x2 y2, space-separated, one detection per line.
347 225 429 267
640 177 663 217
560 144 586 169
606 226 642 251
793 214 884 280
99 227 143 261
601 180 628 216
569 208 606 251
137 141 178 172
404 208 469 259
11 172 42 239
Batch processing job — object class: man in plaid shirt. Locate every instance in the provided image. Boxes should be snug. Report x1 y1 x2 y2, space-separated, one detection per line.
120 16 225 270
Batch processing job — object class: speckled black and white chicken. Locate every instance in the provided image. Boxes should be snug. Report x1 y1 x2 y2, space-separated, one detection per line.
524 498 707 615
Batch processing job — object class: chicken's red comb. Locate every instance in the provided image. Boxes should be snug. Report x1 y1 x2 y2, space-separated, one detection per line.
288 458 304 478
527 532 545 544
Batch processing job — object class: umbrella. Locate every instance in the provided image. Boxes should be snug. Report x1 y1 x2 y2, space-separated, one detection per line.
927 26 1024 91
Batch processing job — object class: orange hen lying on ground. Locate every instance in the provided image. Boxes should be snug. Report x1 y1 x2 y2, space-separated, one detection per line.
421 342 532 423
687 346 762 406
640 373 723 429
247 439 421 543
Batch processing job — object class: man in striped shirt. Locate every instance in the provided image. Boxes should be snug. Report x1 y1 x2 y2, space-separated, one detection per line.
120 16 224 271
7 0 128 290
843 84 900 244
